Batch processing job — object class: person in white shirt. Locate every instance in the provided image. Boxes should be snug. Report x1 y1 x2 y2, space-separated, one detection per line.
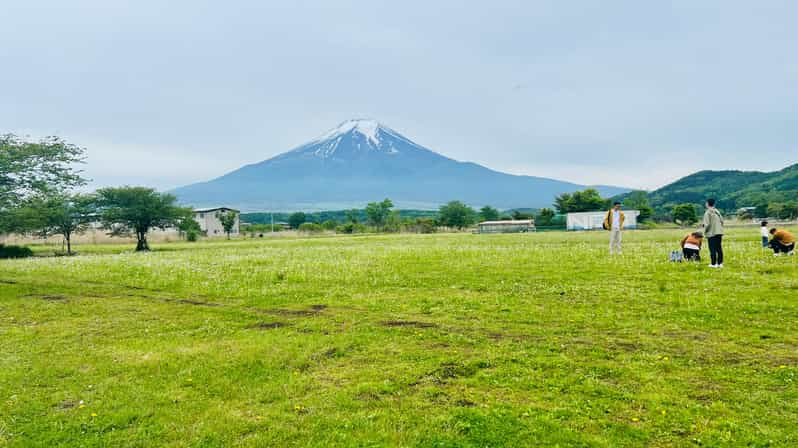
760 221 769 248
603 202 625 255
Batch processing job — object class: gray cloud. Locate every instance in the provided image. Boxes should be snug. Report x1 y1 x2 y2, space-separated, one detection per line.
2 0 796 191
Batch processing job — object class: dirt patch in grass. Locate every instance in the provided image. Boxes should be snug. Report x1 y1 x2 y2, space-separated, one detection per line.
0 279 17 284
262 305 327 317
41 295 68 301
382 320 438 329
248 321 288 330
57 400 76 409
174 298 221 307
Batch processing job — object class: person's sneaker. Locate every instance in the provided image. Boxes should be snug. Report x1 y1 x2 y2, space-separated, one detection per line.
789 251 795 256
774 252 782 257
708 264 717 268
718 264 724 268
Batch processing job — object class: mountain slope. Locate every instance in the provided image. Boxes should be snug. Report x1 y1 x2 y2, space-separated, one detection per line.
646 163 798 211
172 119 630 211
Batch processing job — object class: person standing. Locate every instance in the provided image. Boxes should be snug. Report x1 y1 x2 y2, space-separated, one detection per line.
603 202 625 255
702 198 724 268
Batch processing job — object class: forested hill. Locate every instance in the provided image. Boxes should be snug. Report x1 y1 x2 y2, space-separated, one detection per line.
646 163 798 212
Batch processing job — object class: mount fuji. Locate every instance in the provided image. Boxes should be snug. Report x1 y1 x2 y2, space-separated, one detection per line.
172 119 630 211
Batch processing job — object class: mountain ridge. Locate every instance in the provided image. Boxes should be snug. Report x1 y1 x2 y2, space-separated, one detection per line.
172 119 631 212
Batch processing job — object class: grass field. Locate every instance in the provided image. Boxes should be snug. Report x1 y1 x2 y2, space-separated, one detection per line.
1 228 797 447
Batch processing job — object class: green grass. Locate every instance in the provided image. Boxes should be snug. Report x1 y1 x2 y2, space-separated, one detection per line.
1 228 797 447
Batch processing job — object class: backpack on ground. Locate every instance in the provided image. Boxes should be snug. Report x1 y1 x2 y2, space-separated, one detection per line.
669 250 683 263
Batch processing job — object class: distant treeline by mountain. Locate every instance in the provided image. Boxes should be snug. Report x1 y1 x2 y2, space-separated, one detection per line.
632 163 798 218
241 209 439 225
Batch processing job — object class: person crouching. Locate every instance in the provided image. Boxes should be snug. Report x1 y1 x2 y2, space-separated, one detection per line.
681 231 703 261
769 228 796 256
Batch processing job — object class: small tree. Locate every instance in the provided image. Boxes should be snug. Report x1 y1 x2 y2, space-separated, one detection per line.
365 198 394 230
622 191 654 222
438 201 476 229
321 220 338 231
16 193 96 254
177 217 202 241
672 203 698 226
536 208 555 226
479 205 500 222
288 212 306 229
216 210 238 239
96 187 191 251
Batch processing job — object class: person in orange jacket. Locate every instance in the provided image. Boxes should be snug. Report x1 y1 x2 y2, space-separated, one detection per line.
769 228 795 256
680 231 704 261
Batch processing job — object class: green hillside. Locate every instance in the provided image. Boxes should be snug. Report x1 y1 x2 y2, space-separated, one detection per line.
645 163 798 216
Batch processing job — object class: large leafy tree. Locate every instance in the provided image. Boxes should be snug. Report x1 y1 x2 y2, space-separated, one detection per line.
554 188 608 214
479 205 499 222
288 212 306 229
15 193 96 254
365 198 394 229
96 187 192 251
672 203 698 226
0 134 86 231
438 201 476 229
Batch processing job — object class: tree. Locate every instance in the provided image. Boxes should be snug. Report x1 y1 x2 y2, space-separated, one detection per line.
438 201 476 229
345 209 360 224
177 216 202 241
768 202 798 220
536 208 555 226
479 206 500 222
288 212 306 229
0 134 86 232
672 203 698 226
216 210 238 239
622 191 654 222
511 210 533 220
553 188 608 213
96 187 191 251
365 198 394 229
15 193 96 254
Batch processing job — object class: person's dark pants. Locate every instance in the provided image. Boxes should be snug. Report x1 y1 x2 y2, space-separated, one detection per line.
683 248 700 262
770 240 796 254
762 236 769 248
708 235 723 265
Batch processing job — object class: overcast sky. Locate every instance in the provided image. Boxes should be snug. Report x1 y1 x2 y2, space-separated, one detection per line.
2 0 796 191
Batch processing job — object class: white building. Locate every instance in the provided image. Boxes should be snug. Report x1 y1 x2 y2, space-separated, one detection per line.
194 207 240 237
477 220 535 234
566 210 640 231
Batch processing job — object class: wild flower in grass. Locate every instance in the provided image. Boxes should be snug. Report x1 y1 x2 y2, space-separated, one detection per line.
779 365 787 369
90 413 97 417
631 417 639 422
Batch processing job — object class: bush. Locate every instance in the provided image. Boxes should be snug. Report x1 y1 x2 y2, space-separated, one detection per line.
298 222 324 233
336 222 368 234
321 220 338 231
0 244 34 259
186 230 199 242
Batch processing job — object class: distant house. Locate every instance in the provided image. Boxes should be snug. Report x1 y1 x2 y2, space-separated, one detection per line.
477 220 535 234
194 207 240 236
566 210 640 231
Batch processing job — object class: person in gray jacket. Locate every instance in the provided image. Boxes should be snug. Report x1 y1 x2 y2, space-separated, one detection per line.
702 198 725 268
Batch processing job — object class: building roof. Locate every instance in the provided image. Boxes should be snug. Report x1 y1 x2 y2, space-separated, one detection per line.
194 207 240 213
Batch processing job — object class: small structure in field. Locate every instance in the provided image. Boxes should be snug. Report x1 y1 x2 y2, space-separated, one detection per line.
194 207 240 236
477 220 535 234
566 210 640 231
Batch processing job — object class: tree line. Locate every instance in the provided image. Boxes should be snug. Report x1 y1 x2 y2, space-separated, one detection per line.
1 135 240 255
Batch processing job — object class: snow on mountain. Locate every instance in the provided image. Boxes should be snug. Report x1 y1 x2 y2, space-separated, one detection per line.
172 119 631 211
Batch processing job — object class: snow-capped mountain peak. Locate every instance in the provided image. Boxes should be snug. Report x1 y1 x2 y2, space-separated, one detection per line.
299 118 405 158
